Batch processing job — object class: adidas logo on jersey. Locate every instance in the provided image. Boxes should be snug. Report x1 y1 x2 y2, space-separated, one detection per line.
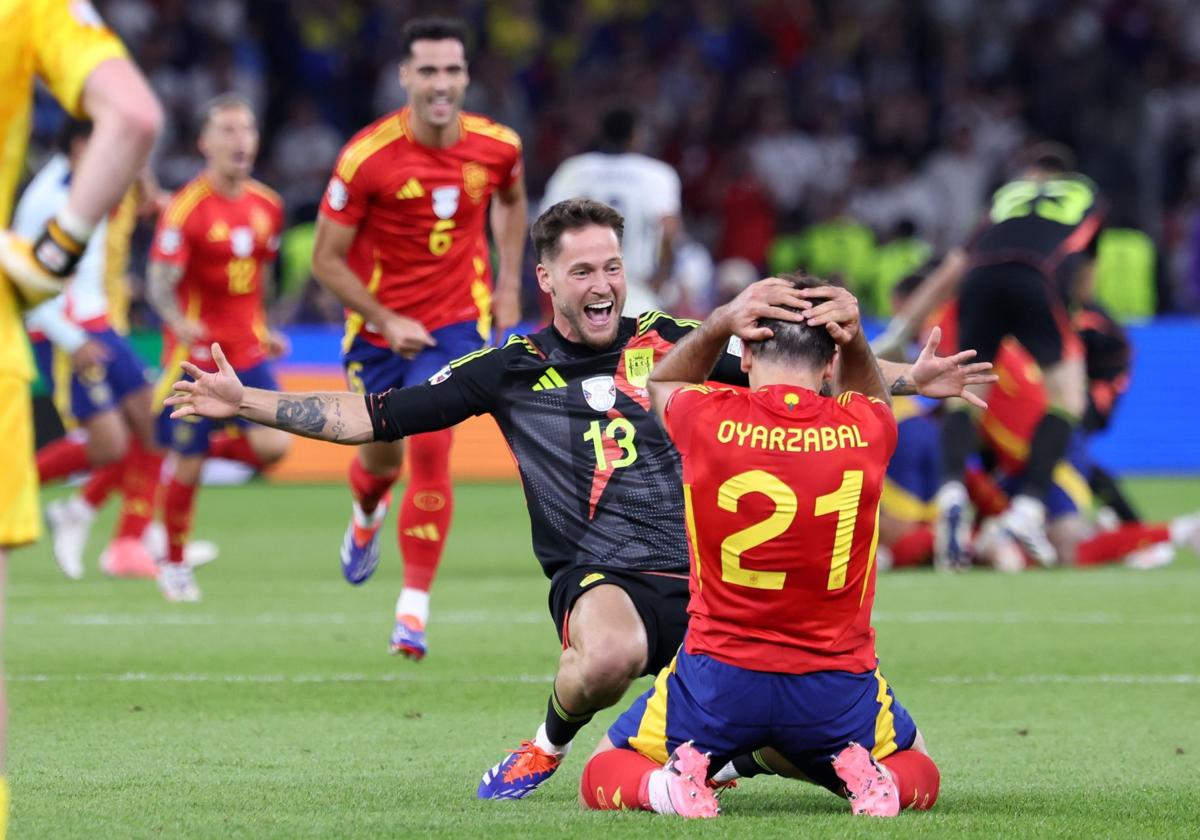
531 368 567 391
396 178 426 200
403 524 441 541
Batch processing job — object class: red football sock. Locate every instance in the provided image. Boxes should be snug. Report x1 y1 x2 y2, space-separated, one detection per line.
891 526 934 568
162 477 197 564
81 460 123 509
208 430 266 470
580 749 659 811
880 750 940 811
36 437 91 483
116 441 164 539
349 457 398 517
398 430 453 592
1075 523 1171 566
965 466 1009 518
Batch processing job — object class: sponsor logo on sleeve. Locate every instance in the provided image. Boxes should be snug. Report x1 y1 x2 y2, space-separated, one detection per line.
427 365 452 385
158 228 182 255
326 177 349 211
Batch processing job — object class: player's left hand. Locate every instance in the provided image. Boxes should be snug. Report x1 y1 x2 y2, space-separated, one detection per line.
911 326 998 409
164 343 244 420
265 329 291 360
491 282 521 345
797 285 861 345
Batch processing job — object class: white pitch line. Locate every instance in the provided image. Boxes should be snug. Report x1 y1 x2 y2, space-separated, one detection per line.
929 674 1200 686
872 611 1200 625
8 671 555 685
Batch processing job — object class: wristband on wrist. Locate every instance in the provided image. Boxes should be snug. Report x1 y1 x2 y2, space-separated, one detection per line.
33 218 88 277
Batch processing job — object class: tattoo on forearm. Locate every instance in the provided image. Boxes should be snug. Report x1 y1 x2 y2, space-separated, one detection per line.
275 397 330 435
890 375 915 396
146 262 186 323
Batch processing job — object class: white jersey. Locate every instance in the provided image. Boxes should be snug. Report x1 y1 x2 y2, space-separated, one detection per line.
17 154 109 353
541 151 681 317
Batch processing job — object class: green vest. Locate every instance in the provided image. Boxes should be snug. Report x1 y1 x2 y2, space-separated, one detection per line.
1094 228 1155 321
873 238 932 316
768 220 876 297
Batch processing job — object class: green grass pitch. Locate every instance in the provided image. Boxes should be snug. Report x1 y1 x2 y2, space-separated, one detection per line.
9 478 1200 838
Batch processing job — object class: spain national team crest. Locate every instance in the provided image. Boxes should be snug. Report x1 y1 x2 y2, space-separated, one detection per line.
582 375 616 412
250 207 272 239
462 161 488 202
432 186 460 219
230 226 255 257
624 348 654 388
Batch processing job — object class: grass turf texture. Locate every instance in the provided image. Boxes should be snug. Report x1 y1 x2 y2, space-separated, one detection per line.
10 479 1200 838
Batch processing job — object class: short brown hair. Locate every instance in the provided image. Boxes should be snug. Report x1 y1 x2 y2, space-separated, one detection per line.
198 93 254 132
532 199 624 262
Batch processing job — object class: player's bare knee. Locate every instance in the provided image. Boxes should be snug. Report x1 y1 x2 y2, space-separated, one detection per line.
85 415 130 466
359 440 404 474
577 642 644 699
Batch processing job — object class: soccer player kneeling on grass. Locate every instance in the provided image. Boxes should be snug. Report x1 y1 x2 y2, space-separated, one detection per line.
578 276 940 818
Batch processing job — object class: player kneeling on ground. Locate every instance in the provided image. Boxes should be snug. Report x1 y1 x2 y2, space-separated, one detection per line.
578 275 939 819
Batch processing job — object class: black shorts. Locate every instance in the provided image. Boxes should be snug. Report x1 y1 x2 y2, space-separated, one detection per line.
958 262 1081 366
548 565 690 676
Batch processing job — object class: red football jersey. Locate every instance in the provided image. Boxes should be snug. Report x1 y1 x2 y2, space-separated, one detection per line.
150 175 283 371
979 340 1048 472
319 107 523 348
665 384 898 675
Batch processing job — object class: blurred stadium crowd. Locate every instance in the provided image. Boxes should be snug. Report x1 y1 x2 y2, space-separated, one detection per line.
27 0 1200 324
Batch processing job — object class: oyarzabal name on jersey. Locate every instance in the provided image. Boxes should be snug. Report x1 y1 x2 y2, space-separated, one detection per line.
715 420 868 452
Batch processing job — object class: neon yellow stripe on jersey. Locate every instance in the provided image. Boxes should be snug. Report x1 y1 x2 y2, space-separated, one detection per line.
448 347 495 369
637 310 699 335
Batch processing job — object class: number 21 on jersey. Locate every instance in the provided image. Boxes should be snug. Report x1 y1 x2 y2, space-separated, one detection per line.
687 468 878 592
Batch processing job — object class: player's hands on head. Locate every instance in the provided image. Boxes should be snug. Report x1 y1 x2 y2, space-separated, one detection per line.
911 326 999 409
721 277 812 341
164 343 244 420
70 339 112 373
379 313 437 359
797 285 861 346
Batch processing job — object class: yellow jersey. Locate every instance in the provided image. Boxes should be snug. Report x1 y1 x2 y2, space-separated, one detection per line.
0 0 128 381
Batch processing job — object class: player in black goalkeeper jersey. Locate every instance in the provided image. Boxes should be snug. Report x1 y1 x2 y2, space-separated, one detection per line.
164 198 994 800
936 143 1106 571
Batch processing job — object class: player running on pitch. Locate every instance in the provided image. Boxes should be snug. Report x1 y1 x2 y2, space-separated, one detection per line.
312 17 528 659
164 199 989 801
143 93 289 602
579 274 939 819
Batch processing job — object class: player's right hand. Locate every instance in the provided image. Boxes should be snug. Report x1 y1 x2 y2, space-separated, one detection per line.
0 229 71 308
164 343 244 420
71 339 112 374
379 313 436 359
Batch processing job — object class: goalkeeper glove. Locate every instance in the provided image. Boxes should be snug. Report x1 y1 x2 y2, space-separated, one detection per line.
0 215 89 308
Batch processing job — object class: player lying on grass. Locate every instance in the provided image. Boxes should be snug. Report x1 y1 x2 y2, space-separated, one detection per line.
165 199 990 801
578 274 939 819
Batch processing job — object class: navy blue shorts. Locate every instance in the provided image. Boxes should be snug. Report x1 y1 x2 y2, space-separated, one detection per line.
342 320 485 395
33 329 151 422
996 433 1093 521
609 647 918 788
882 408 942 525
156 362 279 455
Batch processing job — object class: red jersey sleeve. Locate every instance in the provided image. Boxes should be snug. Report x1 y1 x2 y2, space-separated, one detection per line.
150 191 199 269
499 139 524 192
320 137 374 227
662 385 717 454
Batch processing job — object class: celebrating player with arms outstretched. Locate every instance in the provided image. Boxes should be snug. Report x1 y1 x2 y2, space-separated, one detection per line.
142 93 289 602
166 199 989 802
312 17 527 658
580 275 939 819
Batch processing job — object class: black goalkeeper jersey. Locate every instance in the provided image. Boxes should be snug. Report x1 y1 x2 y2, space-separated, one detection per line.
367 311 747 579
970 174 1106 281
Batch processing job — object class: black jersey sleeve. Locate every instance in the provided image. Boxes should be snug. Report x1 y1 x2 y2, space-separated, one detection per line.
637 310 750 387
365 347 506 442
